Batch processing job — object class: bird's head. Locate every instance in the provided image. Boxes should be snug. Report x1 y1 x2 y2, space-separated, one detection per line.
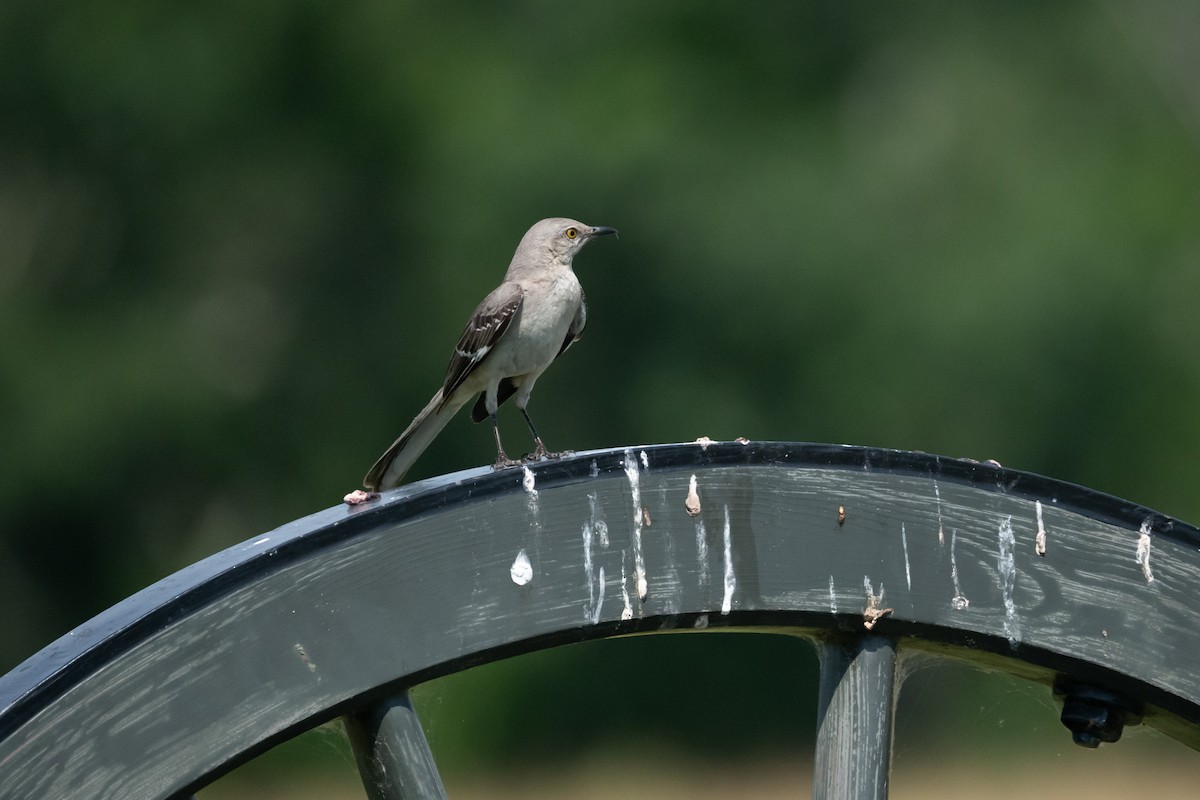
522 217 618 263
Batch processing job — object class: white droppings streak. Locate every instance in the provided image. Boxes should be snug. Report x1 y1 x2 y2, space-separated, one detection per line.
582 522 595 620
1136 521 1155 583
510 549 533 586
934 481 945 546
685 474 702 517
1035 500 1047 557
589 459 600 478
695 519 709 592
901 523 912 591
592 566 606 624
620 555 633 620
522 466 538 515
623 450 641 526
640 450 649 469
998 516 1020 646
587 491 610 548
950 529 969 610
721 505 736 615
252 537 271 547
828 576 838 614
624 450 648 602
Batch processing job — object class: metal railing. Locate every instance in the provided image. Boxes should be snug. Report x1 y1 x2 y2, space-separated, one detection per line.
1 441 1196 799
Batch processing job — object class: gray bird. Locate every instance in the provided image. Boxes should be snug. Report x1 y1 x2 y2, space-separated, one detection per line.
362 217 617 492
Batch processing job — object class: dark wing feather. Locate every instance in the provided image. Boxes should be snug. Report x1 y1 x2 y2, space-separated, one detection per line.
471 377 516 422
438 282 523 411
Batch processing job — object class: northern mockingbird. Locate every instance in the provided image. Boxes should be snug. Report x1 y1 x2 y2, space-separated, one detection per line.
352 217 617 499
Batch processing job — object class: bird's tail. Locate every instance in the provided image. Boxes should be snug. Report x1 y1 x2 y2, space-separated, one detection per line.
363 388 465 491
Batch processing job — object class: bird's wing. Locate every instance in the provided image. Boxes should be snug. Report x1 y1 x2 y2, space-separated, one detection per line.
469 289 586 423
439 281 524 410
556 288 586 357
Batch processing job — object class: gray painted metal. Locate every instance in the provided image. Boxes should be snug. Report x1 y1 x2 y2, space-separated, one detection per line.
813 637 898 800
0 441 1197 798
345 693 448 800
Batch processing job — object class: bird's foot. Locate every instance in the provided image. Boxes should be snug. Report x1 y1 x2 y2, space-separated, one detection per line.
492 453 525 471
523 445 574 463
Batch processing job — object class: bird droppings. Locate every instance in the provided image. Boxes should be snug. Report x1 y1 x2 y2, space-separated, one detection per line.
640 450 649 469
837 505 846 526
623 450 641 526
828 576 838 615
735 436 750 445
950 529 969 610
901 523 912 591
294 644 317 673
721 505 736 615
522 467 541 522
1136 521 1155 584
685 475 702 517
1035 500 1048 557
587 491 610 548
695 518 709 592
694 436 714 450
998 516 1021 647
694 613 709 629
582 521 596 620
642 506 652 527
343 489 378 506
863 605 892 631
592 566 605 625
624 450 648 603
510 549 533 586
862 576 892 631
589 459 600 478
252 536 272 547
934 481 945 546
620 555 634 620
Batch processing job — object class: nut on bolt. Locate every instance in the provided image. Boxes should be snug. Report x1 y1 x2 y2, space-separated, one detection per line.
1053 677 1144 748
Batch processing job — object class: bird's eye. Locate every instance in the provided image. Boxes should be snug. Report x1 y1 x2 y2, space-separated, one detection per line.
565 227 578 240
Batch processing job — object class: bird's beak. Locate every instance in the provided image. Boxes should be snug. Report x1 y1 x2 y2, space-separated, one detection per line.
588 225 619 239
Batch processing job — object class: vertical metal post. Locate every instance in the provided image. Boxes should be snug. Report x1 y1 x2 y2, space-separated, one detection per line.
344 692 448 800
812 636 898 800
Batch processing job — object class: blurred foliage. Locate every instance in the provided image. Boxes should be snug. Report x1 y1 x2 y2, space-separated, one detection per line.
2 0 1199 781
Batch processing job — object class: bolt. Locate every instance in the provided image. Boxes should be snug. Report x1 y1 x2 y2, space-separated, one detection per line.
1053 677 1143 749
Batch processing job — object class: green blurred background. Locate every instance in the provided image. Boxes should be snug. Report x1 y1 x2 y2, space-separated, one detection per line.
3 0 1199 795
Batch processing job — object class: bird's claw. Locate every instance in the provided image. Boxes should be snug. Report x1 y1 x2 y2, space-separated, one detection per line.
492 454 525 471
523 446 573 463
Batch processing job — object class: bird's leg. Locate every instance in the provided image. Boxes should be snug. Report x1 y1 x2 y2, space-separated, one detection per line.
520 408 572 461
491 413 523 470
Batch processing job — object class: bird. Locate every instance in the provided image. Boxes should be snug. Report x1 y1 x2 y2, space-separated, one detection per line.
357 217 617 496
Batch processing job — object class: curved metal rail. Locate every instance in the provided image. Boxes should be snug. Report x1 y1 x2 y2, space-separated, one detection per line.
1 442 1197 799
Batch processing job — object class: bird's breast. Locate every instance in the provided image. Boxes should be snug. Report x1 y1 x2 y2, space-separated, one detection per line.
494 273 581 376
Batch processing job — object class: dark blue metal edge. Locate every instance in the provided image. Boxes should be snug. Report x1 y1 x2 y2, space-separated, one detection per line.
1 440 1195 744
